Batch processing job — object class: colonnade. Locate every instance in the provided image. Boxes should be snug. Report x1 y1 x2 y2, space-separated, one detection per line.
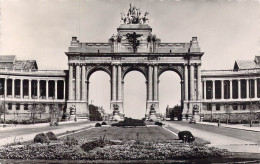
0 78 65 100
203 78 259 100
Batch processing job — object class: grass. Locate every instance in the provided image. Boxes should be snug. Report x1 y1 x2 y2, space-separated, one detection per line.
60 126 178 141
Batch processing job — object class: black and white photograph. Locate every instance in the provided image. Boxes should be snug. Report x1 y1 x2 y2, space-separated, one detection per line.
0 0 260 163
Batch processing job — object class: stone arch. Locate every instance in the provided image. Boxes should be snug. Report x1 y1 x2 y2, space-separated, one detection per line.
86 65 112 81
122 65 148 81
158 65 183 80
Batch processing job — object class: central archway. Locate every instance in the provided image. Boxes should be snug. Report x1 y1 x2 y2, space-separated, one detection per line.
123 71 146 119
159 71 182 120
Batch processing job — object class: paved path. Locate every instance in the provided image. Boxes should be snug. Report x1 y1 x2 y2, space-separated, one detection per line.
198 121 260 132
0 121 96 146
164 121 260 154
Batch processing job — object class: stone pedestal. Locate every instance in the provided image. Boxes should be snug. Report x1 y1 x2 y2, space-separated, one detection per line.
146 101 159 121
67 101 89 119
110 101 124 121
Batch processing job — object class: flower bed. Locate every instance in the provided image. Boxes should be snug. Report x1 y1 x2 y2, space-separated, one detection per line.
0 139 232 160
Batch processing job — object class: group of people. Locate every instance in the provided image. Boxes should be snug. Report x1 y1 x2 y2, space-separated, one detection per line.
121 3 149 24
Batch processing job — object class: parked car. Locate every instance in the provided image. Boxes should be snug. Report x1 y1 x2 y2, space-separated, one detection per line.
189 117 196 124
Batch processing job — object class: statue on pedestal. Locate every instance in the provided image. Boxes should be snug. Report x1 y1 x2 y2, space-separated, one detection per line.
149 104 156 114
120 3 149 25
125 32 143 53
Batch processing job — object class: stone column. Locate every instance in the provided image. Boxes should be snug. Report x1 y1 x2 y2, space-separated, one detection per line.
112 65 117 101
184 65 188 100
86 81 89 103
246 79 249 98
221 80 224 99
229 80 233 99
189 64 194 100
63 80 66 100
37 80 40 99
197 64 202 100
254 78 257 98
4 78 7 98
117 65 122 100
20 79 23 99
81 65 86 100
203 80 206 99
12 79 14 98
68 64 73 100
55 80 57 99
29 79 32 99
212 80 215 100
153 65 158 101
238 80 241 99
180 80 184 101
76 64 81 100
148 65 153 101
46 80 49 99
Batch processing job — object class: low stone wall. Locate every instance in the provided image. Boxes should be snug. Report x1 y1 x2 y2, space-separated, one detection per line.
202 112 260 124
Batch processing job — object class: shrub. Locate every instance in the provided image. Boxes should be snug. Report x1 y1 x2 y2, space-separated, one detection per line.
46 132 57 140
95 123 101 127
101 122 107 125
155 121 163 126
81 139 118 152
34 133 49 143
63 136 78 146
111 117 146 127
178 131 195 143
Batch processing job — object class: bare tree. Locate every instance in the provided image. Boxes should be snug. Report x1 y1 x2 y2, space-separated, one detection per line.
49 104 62 122
0 102 8 123
38 104 46 119
249 103 258 127
224 104 232 124
28 104 46 124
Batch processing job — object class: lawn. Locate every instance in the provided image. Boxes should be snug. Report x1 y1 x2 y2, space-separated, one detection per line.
60 126 178 141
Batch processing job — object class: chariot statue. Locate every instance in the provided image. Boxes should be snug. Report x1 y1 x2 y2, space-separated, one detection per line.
121 3 149 24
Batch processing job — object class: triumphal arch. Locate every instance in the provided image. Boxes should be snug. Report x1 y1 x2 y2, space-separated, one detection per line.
66 4 204 120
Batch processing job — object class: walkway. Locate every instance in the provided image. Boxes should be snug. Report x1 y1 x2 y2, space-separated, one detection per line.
198 121 260 132
164 121 260 154
0 120 95 146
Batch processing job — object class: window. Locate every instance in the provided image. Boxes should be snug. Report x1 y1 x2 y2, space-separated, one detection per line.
216 104 220 111
207 104 212 111
242 104 246 110
8 103 12 110
233 105 238 110
16 104 20 110
24 104 28 110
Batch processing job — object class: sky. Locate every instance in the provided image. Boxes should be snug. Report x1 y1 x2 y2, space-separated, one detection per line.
0 0 260 118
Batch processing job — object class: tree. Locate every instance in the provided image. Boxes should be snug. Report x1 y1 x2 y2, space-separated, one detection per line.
89 104 102 121
224 105 232 124
49 104 62 122
38 104 46 119
28 104 37 124
249 103 258 127
28 104 47 124
0 102 8 123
